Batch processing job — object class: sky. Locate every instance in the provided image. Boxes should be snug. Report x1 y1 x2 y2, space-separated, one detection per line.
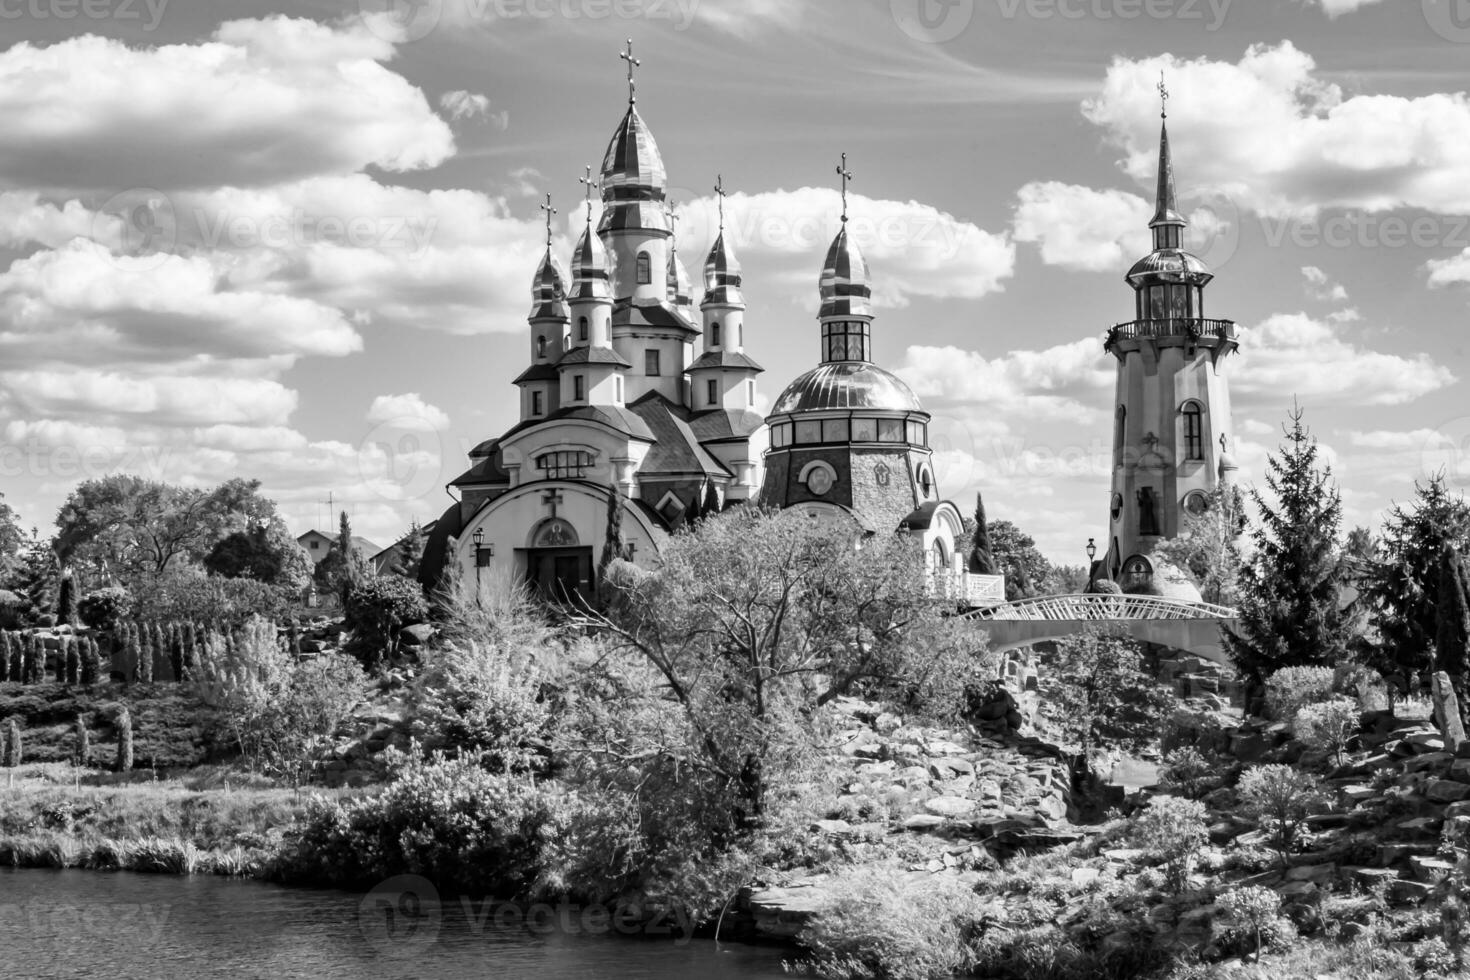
0 0 1466 563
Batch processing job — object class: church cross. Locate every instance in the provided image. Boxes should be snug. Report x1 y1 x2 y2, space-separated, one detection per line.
538 193 557 247
542 488 564 518
713 174 726 230
835 153 853 223
1158 70 1169 119
620 39 641 105
579 165 601 224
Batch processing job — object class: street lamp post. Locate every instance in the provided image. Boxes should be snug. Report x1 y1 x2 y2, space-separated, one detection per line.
472 528 486 594
1086 538 1097 564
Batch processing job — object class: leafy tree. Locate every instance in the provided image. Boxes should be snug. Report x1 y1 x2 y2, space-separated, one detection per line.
1040 625 1175 776
1363 474 1470 693
344 575 429 673
1293 697 1360 767
56 476 285 583
1237 764 1328 868
1217 886 1285 963
1151 482 1246 605
1132 796 1209 892
78 586 130 632
1226 407 1350 690
956 517 1049 601
204 524 312 596
1437 542 1470 712
577 507 988 827
1041 564 1089 595
0 492 25 584
967 492 997 575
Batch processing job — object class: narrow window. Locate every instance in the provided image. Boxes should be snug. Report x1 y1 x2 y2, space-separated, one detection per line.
532 390 544 416
711 322 721 347
636 252 651 284
536 335 547 358
615 376 623 403
1183 403 1204 460
574 375 586 401
644 350 661 377
578 317 589 342
706 379 718 405
747 379 755 406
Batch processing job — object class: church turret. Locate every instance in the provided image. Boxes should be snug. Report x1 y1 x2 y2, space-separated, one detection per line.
688 176 762 414
598 40 670 304
516 196 569 422
666 204 693 314
563 205 628 407
1102 77 1239 588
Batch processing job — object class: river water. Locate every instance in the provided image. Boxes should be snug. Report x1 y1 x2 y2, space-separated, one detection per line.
0 868 793 979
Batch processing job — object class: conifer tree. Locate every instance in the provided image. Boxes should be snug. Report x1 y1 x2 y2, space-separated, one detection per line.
21 635 38 685
4 717 20 768
8 632 20 682
599 480 628 577
73 714 89 768
396 521 426 581
55 569 77 626
137 623 154 684
115 707 133 773
968 492 998 575
1226 407 1349 690
64 636 79 685
336 510 363 606
168 622 184 682
125 622 141 682
702 481 721 519
1437 543 1470 706
80 636 100 686
1 632 14 682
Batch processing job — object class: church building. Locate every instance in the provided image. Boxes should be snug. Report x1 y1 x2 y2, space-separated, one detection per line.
1101 83 1239 590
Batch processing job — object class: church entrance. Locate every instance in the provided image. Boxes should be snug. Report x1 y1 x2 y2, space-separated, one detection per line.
522 513 593 606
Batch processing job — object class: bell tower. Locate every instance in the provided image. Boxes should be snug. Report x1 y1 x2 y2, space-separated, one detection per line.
1102 78 1239 585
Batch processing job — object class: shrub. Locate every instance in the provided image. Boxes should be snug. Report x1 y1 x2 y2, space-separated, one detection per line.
1131 796 1209 892
280 753 561 894
344 576 428 673
794 862 986 980
72 715 89 767
1237 764 1328 867
3 717 19 767
1158 746 1220 799
1265 666 1336 722
78 587 130 633
1293 696 1360 766
1216 886 1290 962
115 706 133 772
80 637 100 686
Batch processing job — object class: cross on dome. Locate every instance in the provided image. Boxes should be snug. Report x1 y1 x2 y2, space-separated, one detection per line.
713 174 727 230
579 164 601 224
835 153 853 223
538 193 557 247
620 39 641 105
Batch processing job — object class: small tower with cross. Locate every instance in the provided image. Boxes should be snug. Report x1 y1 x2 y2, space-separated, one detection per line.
520 191 571 422
1101 81 1240 584
691 173 763 419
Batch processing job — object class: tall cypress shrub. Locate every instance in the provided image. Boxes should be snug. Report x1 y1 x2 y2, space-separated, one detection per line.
80 637 100 686
4 718 20 768
115 707 133 773
73 715 90 768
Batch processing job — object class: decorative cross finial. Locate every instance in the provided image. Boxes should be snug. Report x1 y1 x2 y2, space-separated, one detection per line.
579 165 601 224
835 152 853 223
713 174 726 230
538 193 557 248
665 200 679 244
620 39 641 105
1158 70 1169 119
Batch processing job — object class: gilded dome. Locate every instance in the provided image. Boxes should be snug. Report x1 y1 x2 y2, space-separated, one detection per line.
529 248 569 320
819 226 872 318
702 231 744 307
772 362 923 415
1126 247 1213 284
570 224 611 301
600 106 666 198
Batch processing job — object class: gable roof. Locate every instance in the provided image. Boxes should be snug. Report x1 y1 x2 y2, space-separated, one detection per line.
628 392 731 477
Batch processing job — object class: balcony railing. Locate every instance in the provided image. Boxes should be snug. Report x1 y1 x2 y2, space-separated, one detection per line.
935 572 1007 608
1107 318 1236 345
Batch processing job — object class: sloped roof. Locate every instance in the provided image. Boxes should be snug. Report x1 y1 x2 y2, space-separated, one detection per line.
688 350 764 373
629 393 731 477
512 363 560 385
557 346 632 368
688 408 766 442
500 405 656 443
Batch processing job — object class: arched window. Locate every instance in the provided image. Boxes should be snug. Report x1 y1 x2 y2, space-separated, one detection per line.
578 317 589 342
711 322 721 347
636 252 651 284
1182 402 1204 461
535 335 547 359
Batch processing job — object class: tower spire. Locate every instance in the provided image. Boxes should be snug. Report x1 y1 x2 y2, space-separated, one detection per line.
835 153 853 224
1149 73 1184 243
619 39 641 106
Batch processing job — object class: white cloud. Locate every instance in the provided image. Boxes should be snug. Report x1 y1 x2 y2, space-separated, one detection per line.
440 90 491 120
1300 265 1349 302
1300 0 1387 16
1233 312 1454 407
1083 44 1470 217
0 17 453 194
1012 181 1150 272
367 394 452 430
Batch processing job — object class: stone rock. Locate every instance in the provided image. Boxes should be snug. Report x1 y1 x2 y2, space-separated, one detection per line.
902 813 947 831
1286 863 1336 883
1389 879 1434 905
1071 868 1101 890
924 796 976 818
399 623 435 648
1451 758 1470 783
1276 881 1317 900
1427 779 1470 803
1407 732 1447 754
1349 867 1400 888
811 819 852 837
1409 855 1455 884
925 739 968 757
874 712 902 734
1432 671 1467 749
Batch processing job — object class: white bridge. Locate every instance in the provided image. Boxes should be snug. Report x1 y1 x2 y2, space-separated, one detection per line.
969 593 1239 663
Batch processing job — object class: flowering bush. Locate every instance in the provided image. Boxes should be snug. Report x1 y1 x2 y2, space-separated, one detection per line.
1293 696 1360 766
1237 765 1328 867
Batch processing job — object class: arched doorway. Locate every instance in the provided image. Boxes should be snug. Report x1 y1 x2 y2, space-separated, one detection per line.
524 517 593 606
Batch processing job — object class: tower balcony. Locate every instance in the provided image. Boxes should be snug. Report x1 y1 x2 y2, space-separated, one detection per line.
1105 317 1237 358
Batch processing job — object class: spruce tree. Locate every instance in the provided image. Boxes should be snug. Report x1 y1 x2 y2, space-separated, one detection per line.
137 623 153 684
168 622 184 682
55 569 77 626
125 621 141 682
702 481 721 519
115 707 133 774
1226 407 1349 690
337 510 363 606
21 635 38 685
73 714 90 768
1437 543 1470 702
1 632 13 682
4 717 20 768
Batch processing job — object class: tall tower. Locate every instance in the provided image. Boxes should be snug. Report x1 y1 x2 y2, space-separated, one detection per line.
1103 82 1239 586
516 195 569 422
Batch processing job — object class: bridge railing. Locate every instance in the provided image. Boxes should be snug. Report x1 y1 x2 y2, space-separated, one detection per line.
936 572 1006 607
973 593 1237 622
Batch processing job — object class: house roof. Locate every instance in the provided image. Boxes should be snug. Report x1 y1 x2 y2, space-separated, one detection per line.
557 346 632 368
512 363 561 385
499 404 657 443
629 393 731 477
687 350 764 373
688 408 766 443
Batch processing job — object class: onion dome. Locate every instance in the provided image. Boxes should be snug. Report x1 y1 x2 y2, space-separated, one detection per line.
772 362 922 415
529 248 569 320
702 232 744 308
599 106 669 235
819 227 872 318
570 224 612 301
1218 447 1239 480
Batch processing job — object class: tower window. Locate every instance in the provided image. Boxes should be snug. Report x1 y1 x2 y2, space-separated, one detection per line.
578 317 589 342
573 375 586 401
645 350 661 376
636 252 651 284
706 379 718 405
747 379 755 407
711 322 721 347
738 323 744 348
532 390 544 416
536 335 547 358
615 376 624 403
1182 403 1204 460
